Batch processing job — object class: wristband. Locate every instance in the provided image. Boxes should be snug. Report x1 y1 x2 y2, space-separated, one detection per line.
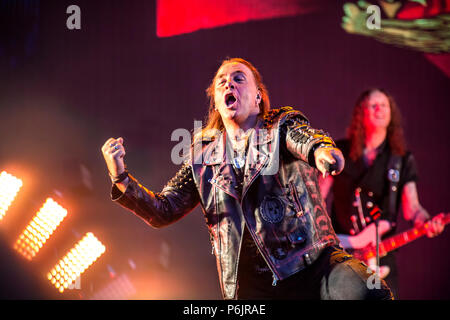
308 143 335 168
312 143 335 155
109 171 129 184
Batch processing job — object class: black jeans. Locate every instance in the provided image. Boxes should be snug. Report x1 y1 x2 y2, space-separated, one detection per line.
237 245 394 300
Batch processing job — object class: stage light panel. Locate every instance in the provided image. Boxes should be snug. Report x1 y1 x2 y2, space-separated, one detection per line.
47 232 105 293
0 171 23 220
14 197 67 260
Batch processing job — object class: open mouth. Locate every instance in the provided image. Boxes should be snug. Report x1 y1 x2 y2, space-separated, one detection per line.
225 93 237 108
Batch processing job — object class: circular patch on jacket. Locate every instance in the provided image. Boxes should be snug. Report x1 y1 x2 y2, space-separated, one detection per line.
260 196 285 223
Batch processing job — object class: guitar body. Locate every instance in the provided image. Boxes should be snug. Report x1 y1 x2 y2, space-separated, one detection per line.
366 257 391 279
338 220 392 278
338 220 391 249
338 213 450 279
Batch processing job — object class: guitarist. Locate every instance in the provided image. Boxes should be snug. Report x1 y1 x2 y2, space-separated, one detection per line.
320 88 445 299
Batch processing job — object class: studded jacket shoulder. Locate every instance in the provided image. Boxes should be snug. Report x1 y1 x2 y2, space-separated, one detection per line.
264 106 336 166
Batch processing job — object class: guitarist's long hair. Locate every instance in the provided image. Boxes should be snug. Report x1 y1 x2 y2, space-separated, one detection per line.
347 88 406 162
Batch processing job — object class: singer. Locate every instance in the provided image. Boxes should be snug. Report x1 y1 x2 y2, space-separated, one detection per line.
101 58 393 300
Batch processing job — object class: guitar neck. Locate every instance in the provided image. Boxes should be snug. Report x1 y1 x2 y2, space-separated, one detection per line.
379 214 450 255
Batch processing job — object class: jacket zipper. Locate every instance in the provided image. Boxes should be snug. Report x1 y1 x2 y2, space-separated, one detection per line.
210 233 215 255
272 273 279 286
238 204 281 287
233 221 246 298
213 179 225 297
289 182 304 216
238 158 281 287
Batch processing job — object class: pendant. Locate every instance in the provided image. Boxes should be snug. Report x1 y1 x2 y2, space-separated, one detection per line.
233 157 245 169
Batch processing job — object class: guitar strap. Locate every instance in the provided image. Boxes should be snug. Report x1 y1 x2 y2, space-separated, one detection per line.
387 154 403 224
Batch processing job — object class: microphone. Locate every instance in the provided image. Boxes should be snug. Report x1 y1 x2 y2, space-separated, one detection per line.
323 161 340 174
319 148 344 175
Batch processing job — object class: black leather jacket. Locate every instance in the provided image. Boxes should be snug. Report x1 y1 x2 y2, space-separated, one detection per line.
112 107 340 299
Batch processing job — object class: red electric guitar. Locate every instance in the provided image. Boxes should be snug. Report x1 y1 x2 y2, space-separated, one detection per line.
338 213 450 278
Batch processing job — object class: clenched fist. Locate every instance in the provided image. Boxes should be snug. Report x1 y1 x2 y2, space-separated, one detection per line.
101 137 126 178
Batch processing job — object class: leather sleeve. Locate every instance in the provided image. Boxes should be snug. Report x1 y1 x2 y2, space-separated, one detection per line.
284 116 336 167
111 162 200 228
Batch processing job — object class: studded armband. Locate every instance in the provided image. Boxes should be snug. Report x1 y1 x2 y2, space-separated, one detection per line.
285 117 336 166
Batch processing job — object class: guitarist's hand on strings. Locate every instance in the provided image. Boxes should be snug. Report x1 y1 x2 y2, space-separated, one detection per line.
414 212 445 238
402 181 445 238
